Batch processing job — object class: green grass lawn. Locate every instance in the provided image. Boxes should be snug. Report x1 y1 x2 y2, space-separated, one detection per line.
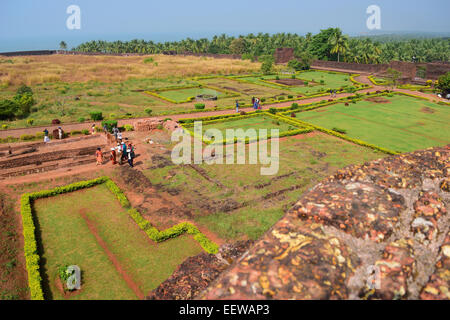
145 132 384 241
295 95 450 152
158 87 224 102
33 184 202 300
189 114 303 143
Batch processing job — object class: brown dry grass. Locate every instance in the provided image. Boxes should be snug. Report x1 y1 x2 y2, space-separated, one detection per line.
0 54 261 87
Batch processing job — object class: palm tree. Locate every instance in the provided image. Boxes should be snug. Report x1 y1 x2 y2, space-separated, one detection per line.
59 41 67 53
328 29 348 62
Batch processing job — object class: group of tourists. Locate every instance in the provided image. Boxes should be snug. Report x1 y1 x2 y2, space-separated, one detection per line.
42 126 64 143
252 97 262 110
96 142 136 167
96 125 136 168
330 89 338 98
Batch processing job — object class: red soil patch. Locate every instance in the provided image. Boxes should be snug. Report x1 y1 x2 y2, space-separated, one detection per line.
272 78 305 86
365 97 391 104
78 209 145 300
420 107 435 114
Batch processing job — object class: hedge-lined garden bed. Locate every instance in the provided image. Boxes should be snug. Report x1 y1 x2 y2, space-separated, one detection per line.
20 176 218 300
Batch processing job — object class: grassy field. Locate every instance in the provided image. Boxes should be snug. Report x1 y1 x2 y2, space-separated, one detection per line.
295 95 450 152
0 55 264 128
0 54 261 86
197 114 302 142
144 132 384 241
33 184 202 300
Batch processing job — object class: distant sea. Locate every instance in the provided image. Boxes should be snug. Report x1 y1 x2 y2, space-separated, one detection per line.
0 32 232 52
1 30 449 53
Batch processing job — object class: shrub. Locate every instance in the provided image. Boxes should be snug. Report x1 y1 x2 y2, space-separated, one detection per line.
320 80 325 84
16 84 33 96
261 98 266 103
70 130 82 136
143 57 154 64
27 119 34 126
1 124 8 130
332 127 347 134
275 75 280 80
35 132 44 138
0 99 19 121
157 124 163 130
268 108 277 114
124 124 134 132
288 95 293 99
291 103 299 109
81 129 89 135
78 117 85 123
194 103 205 110
240 111 247 116
144 108 152 115
89 111 103 121
287 59 302 71
109 113 117 119
278 96 285 100
101 120 118 132
20 134 35 141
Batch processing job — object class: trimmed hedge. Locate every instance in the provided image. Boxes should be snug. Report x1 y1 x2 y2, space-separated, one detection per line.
20 176 218 299
127 208 218 253
181 111 310 145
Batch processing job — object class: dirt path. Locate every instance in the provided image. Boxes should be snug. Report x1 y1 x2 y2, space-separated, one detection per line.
79 209 145 300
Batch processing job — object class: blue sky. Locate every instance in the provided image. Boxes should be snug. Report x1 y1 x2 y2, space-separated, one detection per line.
1 0 449 51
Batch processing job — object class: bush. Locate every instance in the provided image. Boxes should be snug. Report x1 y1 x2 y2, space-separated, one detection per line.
16 84 33 96
143 57 154 64
20 134 35 141
144 108 152 115
287 59 302 71
194 103 205 110
35 132 44 138
90 111 103 121
261 98 266 103
288 95 293 99
332 127 347 134
240 111 247 116
78 117 85 123
27 119 34 126
1 124 8 130
101 120 118 132
268 108 277 114
0 99 19 120
124 124 134 132
81 129 89 135
278 96 285 100
70 130 82 136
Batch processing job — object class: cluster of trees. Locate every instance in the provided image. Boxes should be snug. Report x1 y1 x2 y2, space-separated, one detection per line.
72 28 450 64
0 85 35 120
